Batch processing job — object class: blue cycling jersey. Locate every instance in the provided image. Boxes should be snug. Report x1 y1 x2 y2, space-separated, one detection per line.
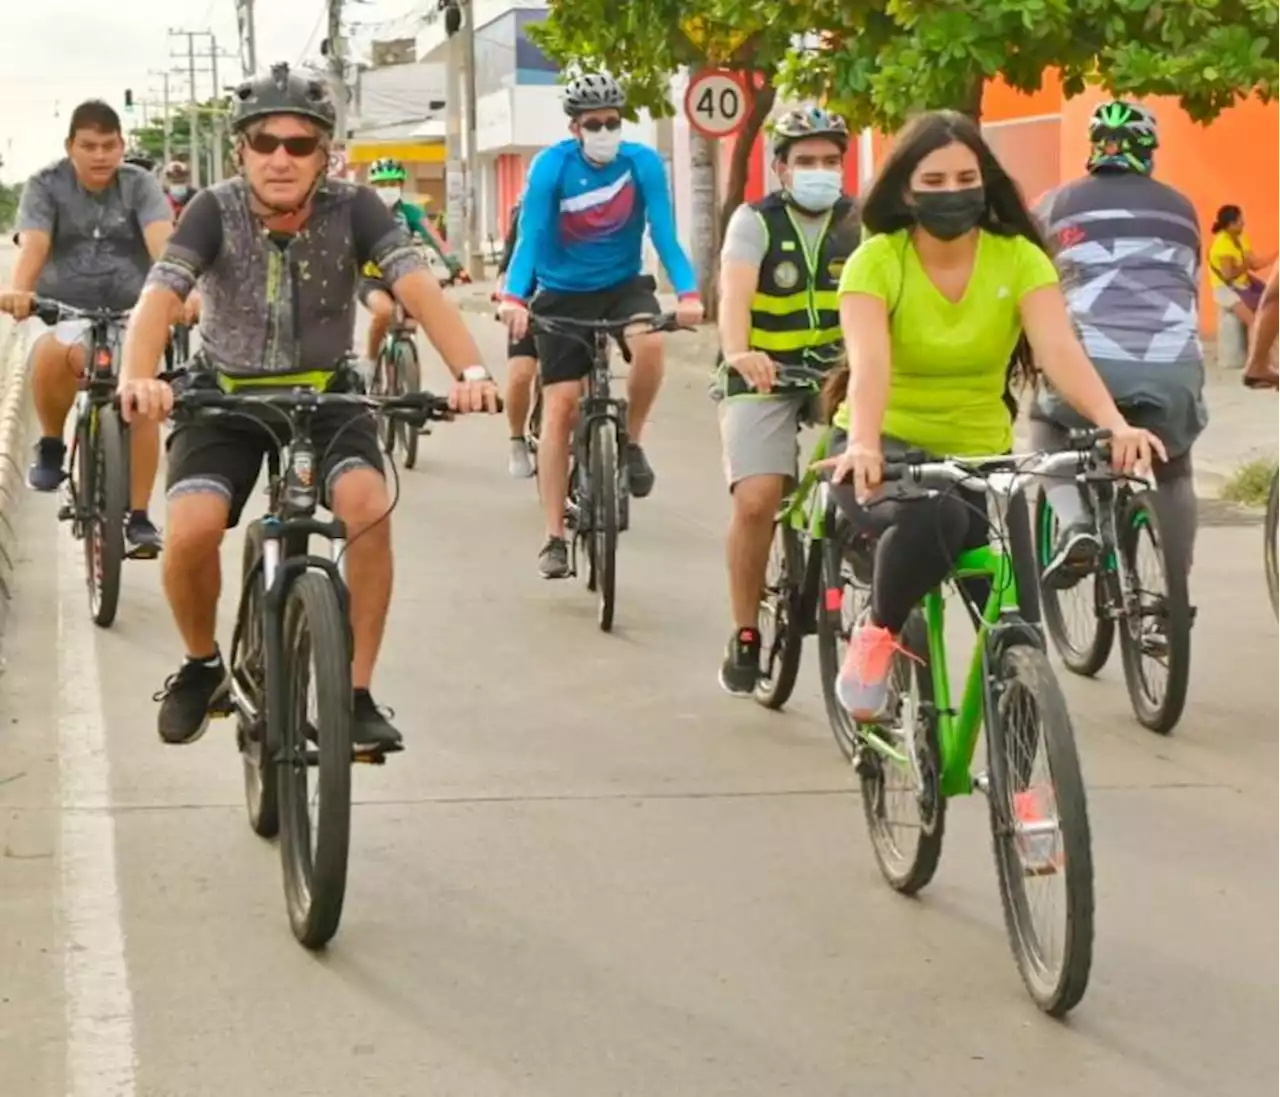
503 138 699 301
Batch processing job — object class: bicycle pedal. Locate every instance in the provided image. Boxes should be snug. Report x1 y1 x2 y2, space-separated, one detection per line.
353 744 399 764
57 505 75 521
207 697 236 718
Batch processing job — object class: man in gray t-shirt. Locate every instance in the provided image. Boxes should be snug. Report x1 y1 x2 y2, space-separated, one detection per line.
0 99 173 554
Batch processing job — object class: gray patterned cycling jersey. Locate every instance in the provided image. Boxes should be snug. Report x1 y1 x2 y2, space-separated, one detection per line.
146 177 425 377
1034 172 1207 456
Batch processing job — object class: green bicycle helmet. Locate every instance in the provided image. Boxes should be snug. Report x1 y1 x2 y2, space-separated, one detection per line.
769 105 850 157
369 157 408 184
1087 99 1158 175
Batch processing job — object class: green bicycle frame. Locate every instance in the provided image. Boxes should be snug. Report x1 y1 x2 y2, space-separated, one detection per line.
921 546 1021 798
779 424 838 540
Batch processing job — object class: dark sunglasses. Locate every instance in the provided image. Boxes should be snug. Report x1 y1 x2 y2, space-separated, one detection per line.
245 133 323 157
579 117 622 133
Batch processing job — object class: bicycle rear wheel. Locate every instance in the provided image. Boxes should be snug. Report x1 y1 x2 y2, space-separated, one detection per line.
236 521 278 839
986 644 1093 1016
817 535 866 761
373 347 398 454
855 610 945 895
754 519 804 710
82 407 129 628
1117 491 1191 734
590 421 618 632
393 337 422 469
1035 491 1114 677
276 572 353 950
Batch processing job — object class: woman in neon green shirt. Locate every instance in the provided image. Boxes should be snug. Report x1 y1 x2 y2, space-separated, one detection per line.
821 110 1164 720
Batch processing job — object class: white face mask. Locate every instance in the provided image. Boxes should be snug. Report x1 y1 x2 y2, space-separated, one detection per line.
788 168 843 213
581 129 621 165
375 186 401 208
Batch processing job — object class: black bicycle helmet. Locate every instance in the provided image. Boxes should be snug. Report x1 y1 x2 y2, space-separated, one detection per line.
123 152 156 171
562 72 625 116
769 105 850 157
230 62 336 133
1087 99 1158 174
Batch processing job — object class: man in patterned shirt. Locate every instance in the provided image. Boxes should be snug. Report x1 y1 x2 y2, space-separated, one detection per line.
116 63 499 752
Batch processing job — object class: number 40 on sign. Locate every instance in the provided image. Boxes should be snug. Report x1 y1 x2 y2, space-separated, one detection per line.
684 68 752 140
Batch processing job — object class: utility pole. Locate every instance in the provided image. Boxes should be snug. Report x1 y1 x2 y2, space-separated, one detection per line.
442 0 484 276
149 70 172 169
235 0 258 77
209 36 223 182
169 31 235 185
460 1 484 279
169 29 204 187
323 0 349 175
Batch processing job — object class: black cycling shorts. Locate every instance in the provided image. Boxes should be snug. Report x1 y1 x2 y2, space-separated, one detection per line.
357 276 392 309
166 402 384 528
508 329 537 360
529 274 661 385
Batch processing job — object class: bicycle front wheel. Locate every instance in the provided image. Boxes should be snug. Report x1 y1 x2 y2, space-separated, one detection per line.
986 644 1094 1016
236 521 277 839
1117 491 1191 734
393 337 422 469
754 518 805 710
83 407 129 628
276 572 353 950
373 348 398 453
589 420 619 632
1265 471 1277 617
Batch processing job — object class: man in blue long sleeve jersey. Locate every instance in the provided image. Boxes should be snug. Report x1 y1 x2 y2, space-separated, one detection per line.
498 72 704 579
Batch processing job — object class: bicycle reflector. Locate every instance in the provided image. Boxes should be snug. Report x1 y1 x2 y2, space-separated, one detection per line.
95 346 112 370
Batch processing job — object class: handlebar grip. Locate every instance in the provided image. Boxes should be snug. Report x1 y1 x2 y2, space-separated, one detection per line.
880 463 906 482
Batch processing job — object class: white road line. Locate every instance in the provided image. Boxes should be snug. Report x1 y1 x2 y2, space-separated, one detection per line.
57 532 137 1097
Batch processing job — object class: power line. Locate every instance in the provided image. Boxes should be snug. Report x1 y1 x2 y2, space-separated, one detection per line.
297 2 329 65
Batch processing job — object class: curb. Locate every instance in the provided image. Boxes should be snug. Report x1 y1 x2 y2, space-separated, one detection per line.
0 319 28 638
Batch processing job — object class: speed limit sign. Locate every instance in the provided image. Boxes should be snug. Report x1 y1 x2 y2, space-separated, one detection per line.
684 69 752 140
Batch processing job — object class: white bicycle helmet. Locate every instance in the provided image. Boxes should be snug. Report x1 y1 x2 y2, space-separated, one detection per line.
562 72 625 116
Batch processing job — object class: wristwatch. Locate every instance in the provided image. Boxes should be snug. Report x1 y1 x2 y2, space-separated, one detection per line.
461 365 490 383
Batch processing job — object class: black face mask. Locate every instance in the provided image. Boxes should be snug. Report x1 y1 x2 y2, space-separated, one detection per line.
911 187 986 241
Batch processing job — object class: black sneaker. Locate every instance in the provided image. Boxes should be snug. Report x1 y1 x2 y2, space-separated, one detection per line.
125 511 162 559
538 535 570 579
1042 522 1102 590
718 627 762 696
352 690 403 753
28 437 66 492
625 442 655 498
154 654 230 745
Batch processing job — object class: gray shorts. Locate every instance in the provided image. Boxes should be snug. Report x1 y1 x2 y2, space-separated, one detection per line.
718 393 817 489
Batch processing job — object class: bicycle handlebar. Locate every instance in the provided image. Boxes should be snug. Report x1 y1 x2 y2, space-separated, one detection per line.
164 387 455 429
31 296 131 328
528 311 691 338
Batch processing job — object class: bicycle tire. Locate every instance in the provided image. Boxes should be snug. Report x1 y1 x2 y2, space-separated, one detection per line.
817 536 863 761
277 572 353 950
590 420 618 632
1265 471 1278 617
1035 491 1115 677
236 521 278 839
374 347 398 454
753 519 804 710
84 407 128 629
393 338 421 469
858 610 946 895
986 644 1094 1016
1117 491 1191 734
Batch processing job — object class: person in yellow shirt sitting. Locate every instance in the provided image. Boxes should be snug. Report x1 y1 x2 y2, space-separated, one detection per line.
818 109 1163 721
1207 204 1276 339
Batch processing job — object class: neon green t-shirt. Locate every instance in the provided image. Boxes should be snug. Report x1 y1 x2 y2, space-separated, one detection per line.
834 228 1058 456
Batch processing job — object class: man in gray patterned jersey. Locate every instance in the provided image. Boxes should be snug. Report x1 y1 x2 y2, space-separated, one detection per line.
0 100 174 555
116 63 500 753
1032 100 1206 588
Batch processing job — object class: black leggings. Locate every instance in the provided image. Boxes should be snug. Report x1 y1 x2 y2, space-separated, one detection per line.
829 436 990 634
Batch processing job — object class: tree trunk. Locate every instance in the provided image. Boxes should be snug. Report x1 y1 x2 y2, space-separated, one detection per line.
960 76 985 123
718 77 777 241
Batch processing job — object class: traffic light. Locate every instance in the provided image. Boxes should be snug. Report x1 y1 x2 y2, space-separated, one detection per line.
124 89 134 109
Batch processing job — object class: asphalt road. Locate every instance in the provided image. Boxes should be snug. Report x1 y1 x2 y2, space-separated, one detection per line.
0 299 1276 1097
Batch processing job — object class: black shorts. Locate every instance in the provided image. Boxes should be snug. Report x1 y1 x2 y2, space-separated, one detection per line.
166 405 384 528
358 276 392 309
530 275 661 385
508 329 537 360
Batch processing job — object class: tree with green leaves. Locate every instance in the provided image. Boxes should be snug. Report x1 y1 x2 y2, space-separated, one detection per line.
531 2 824 232
782 0 1279 130
0 182 21 232
129 102 234 179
